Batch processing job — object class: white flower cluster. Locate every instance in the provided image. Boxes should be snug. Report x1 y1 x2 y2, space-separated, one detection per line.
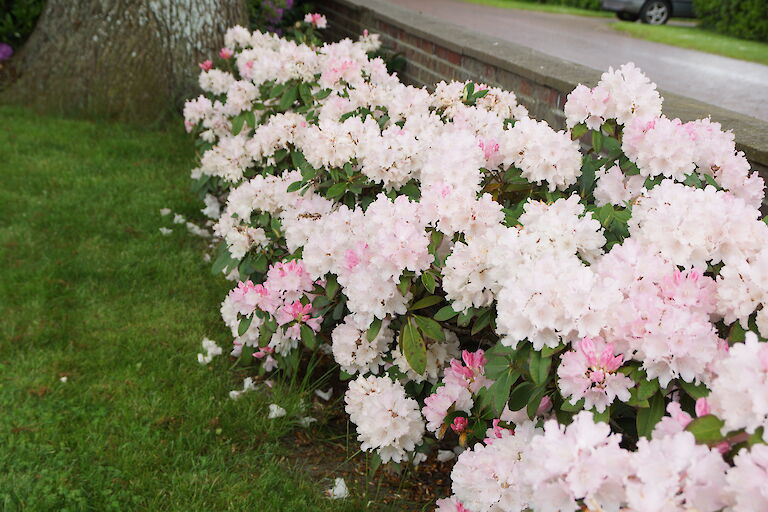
446 411 752 512
344 375 425 463
708 332 768 442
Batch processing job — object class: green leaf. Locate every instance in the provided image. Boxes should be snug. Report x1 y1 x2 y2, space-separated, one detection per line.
238 316 252 336
211 243 237 276
314 88 332 100
636 378 659 401
397 274 411 296
286 180 304 193
300 324 317 349
636 392 665 439
489 370 518 416
686 415 725 443
326 182 347 199
729 321 746 343
325 274 339 299
527 387 547 419
231 113 246 136
400 318 427 375
471 309 492 335
366 318 382 342
298 82 313 105
434 305 459 322
421 271 436 294
528 351 552 386
570 123 588 140
748 427 765 447
457 309 473 328
560 398 584 412
591 406 611 424
291 151 316 179
278 84 298 111
414 315 445 342
592 129 603 153
411 295 442 311
507 382 534 411
683 173 703 188
484 354 512 380
258 323 274 348
244 110 256 130
602 135 622 157
679 379 710 400
702 173 722 190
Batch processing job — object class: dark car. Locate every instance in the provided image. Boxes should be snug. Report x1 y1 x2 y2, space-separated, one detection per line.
601 0 695 24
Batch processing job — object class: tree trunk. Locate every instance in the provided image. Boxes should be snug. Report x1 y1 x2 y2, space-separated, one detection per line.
5 0 247 121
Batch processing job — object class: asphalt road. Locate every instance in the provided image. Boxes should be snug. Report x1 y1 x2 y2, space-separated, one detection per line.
387 0 768 121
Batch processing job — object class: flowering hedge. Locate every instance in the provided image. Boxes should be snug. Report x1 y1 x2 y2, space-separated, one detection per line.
184 15 768 511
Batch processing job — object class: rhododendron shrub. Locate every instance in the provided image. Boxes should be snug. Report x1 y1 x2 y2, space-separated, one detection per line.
185 19 768 511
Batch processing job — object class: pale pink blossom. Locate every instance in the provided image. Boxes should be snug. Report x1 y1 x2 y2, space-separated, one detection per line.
557 337 633 412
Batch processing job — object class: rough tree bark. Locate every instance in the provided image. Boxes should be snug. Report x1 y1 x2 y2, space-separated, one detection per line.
5 0 247 121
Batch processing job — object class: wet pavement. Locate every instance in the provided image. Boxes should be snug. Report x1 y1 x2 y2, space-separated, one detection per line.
387 0 768 121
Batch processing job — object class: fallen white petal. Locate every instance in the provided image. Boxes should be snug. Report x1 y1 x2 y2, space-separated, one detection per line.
59 376 68 383
315 388 333 401
437 450 456 462
160 208 171 216
298 416 317 428
159 227 172 236
328 477 349 499
268 404 287 419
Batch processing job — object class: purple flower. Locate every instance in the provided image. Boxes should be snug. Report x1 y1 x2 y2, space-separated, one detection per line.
0 43 13 61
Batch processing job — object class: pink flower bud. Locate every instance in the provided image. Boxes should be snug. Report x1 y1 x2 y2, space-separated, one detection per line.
536 395 553 415
695 397 710 417
199 60 213 71
219 47 234 59
715 441 730 454
450 416 468 433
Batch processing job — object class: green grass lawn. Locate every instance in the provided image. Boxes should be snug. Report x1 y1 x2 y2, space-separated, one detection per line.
613 22 768 67
459 0 611 17
0 105 403 511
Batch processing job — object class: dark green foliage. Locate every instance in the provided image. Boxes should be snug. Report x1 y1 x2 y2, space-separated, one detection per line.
694 0 768 42
247 0 314 33
0 0 45 49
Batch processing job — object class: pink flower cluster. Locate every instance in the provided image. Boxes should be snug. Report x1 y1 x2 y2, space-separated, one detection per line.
422 350 492 433
227 259 321 356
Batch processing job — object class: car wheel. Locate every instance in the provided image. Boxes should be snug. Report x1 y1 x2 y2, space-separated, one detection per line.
640 0 671 24
616 12 640 22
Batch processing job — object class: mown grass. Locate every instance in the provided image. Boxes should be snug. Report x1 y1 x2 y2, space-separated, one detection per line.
458 0 611 17
0 105 383 511
613 22 768 67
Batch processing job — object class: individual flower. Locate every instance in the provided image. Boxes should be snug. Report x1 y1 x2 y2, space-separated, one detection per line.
304 13 327 29
557 337 633 412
